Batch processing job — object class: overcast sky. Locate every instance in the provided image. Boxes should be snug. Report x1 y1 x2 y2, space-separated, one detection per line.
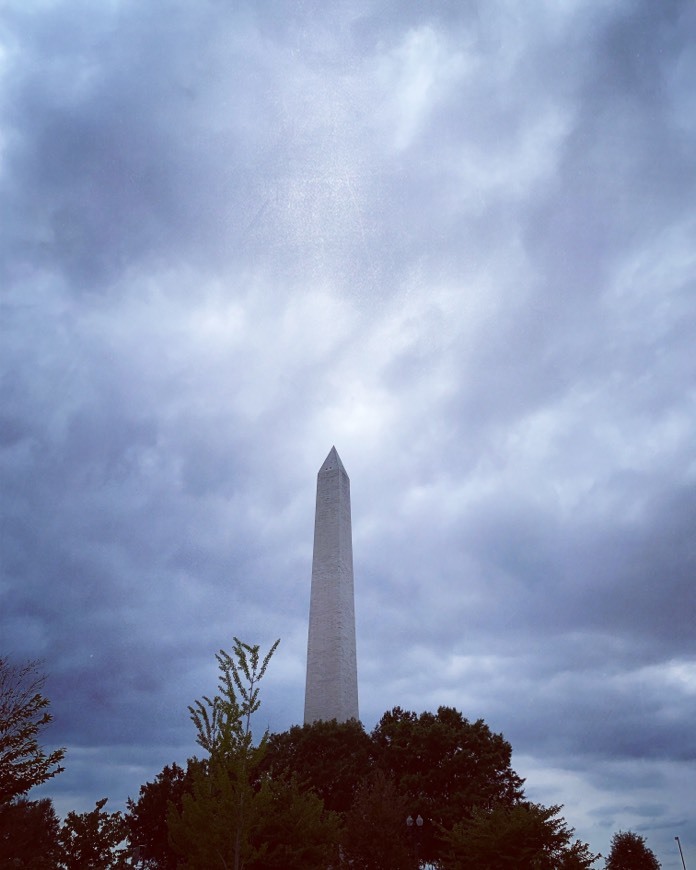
2 0 695 865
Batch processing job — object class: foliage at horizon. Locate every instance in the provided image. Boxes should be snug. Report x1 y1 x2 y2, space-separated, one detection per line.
126 762 196 870
258 705 597 869
341 769 419 870
0 657 65 804
0 796 61 868
440 801 600 869
1 645 610 869
262 717 372 814
57 798 129 869
605 830 661 870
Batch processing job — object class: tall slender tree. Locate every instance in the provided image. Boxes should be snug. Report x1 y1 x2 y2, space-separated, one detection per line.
168 637 279 870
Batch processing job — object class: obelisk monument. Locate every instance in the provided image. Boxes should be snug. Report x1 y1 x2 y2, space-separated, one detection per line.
304 447 359 724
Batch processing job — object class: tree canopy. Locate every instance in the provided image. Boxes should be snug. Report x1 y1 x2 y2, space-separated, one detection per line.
57 798 129 869
371 705 526 862
0 658 65 804
441 801 599 869
341 769 419 870
0 796 60 869
0 642 598 870
261 717 373 814
605 830 661 870
126 762 196 870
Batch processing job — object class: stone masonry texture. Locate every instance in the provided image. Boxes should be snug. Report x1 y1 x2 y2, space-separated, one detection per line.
304 447 359 724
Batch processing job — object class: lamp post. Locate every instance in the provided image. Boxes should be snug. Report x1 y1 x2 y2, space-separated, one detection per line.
406 814 424 866
675 836 688 870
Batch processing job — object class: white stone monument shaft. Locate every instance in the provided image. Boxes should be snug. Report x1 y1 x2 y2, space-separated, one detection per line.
304 447 359 724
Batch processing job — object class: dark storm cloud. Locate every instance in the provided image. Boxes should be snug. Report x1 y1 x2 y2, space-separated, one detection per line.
2 1 696 865
2 2 292 290
524 2 696 295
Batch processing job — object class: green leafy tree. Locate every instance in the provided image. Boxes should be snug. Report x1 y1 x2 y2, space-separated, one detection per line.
341 770 419 870
126 761 200 869
58 798 129 869
372 706 525 861
0 796 60 869
0 658 65 803
440 801 599 869
168 637 279 870
605 831 660 870
261 718 373 813
247 775 342 869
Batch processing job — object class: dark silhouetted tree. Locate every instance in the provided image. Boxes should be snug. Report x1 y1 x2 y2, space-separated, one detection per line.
605 830 660 870
440 801 599 869
126 761 200 869
58 797 129 869
341 770 418 870
261 718 373 814
0 796 60 869
0 657 65 803
372 705 524 861
247 774 342 869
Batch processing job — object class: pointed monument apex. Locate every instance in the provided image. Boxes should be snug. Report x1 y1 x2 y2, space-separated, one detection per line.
319 445 347 475
304 447 359 724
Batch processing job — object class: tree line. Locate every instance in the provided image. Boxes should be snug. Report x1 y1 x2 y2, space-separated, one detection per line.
1 645 664 868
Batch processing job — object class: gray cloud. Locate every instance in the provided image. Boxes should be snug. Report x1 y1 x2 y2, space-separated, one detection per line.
3 1 696 866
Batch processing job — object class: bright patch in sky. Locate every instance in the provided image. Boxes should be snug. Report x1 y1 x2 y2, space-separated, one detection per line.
3 2 696 867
